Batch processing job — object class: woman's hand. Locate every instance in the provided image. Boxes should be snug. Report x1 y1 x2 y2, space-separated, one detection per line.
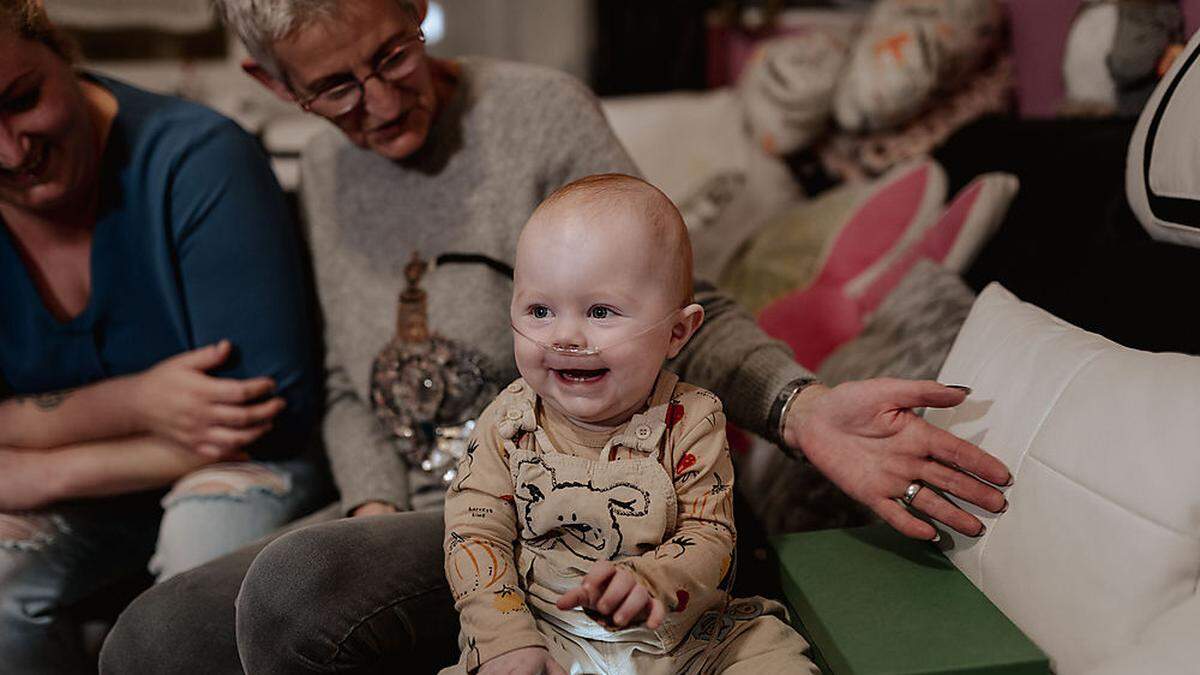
132 341 284 458
556 560 666 629
477 647 566 675
787 379 1011 540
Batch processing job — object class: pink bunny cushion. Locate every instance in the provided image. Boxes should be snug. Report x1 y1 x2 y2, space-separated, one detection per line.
759 166 1017 370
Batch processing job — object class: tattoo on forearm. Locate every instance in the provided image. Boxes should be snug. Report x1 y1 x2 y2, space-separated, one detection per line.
9 389 75 411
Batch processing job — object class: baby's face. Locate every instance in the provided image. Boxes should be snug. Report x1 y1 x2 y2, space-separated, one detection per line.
511 207 695 427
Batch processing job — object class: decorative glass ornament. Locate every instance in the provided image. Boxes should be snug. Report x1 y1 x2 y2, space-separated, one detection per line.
370 253 497 485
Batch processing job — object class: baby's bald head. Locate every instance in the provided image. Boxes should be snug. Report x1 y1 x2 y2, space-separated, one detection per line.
520 173 693 307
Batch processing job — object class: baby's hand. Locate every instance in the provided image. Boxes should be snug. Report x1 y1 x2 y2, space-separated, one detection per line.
555 560 666 629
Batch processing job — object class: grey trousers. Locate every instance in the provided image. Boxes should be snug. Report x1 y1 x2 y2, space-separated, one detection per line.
99 505 458 674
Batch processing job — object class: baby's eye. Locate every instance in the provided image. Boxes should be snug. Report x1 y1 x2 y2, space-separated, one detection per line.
587 306 612 320
530 305 551 319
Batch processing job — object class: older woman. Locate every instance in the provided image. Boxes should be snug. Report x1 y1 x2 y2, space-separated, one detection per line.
102 1 1011 673
0 2 326 672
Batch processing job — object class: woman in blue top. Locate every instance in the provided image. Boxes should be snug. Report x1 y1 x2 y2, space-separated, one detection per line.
0 3 327 672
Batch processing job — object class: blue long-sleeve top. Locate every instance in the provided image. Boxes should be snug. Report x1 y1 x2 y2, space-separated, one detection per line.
0 74 319 459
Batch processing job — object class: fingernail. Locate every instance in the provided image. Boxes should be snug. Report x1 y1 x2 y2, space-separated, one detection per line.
975 523 987 537
930 532 941 543
998 499 1009 514
941 383 972 395
1003 474 1014 487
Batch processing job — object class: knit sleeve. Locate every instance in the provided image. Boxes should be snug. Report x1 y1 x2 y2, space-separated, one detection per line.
667 281 813 436
297 135 412 513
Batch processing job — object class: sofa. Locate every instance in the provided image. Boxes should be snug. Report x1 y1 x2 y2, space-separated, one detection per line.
716 25 1200 675
598 4 1200 673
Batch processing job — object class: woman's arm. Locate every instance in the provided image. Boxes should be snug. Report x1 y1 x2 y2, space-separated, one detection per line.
669 281 813 435
296 138 409 516
322 361 412 516
167 118 321 460
0 434 224 511
0 377 140 449
0 342 280 455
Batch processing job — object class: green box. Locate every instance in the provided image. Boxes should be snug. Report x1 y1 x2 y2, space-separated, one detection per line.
771 524 1049 675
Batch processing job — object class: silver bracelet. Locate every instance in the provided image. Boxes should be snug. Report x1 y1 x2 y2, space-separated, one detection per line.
768 377 819 451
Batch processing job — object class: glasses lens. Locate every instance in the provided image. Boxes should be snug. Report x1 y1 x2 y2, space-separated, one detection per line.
310 82 361 117
380 44 420 82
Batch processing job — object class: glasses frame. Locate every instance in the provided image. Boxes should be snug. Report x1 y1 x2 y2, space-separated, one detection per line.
295 29 427 119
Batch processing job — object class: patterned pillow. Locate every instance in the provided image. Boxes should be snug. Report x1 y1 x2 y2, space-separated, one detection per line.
719 181 873 315
740 31 850 157
757 168 1016 370
833 0 1005 132
818 259 975 386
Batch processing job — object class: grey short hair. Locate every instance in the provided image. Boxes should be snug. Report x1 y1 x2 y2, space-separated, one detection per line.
213 0 414 80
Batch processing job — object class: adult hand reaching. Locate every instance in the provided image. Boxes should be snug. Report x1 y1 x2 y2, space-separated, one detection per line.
132 340 284 458
786 378 1011 540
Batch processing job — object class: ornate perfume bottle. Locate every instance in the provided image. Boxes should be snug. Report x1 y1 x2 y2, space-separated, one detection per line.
370 253 497 485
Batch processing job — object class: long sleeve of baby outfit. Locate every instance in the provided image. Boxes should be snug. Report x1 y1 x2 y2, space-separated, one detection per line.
616 386 738 647
444 397 544 671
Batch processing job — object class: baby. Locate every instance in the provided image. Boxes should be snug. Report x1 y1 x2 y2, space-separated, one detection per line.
442 174 817 674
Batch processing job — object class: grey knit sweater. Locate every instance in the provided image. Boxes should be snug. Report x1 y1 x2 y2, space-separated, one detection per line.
300 58 811 513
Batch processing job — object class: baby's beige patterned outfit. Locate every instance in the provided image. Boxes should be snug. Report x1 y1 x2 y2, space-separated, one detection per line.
442 371 817 674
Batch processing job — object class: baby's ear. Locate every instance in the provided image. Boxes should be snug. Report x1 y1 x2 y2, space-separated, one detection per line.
666 303 705 358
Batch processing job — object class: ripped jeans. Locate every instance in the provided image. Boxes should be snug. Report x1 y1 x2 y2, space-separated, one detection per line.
0 456 330 675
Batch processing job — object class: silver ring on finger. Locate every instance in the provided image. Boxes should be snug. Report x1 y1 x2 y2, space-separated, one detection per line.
901 481 924 506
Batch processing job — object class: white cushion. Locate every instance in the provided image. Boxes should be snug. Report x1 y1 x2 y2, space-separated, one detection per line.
925 284 1200 675
601 89 751 207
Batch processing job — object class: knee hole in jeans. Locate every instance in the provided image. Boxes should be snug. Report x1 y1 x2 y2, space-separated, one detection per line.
0 513 69 552
161 462 291 508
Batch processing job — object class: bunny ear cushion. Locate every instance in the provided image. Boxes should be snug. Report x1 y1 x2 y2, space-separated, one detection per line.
759 161 1017 371
758 161 946 370
1127 27 1200 250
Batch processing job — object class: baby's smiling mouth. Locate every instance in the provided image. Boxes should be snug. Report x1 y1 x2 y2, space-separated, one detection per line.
552 368 609 384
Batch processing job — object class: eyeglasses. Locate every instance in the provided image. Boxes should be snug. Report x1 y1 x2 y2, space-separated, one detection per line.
295 30 426 118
